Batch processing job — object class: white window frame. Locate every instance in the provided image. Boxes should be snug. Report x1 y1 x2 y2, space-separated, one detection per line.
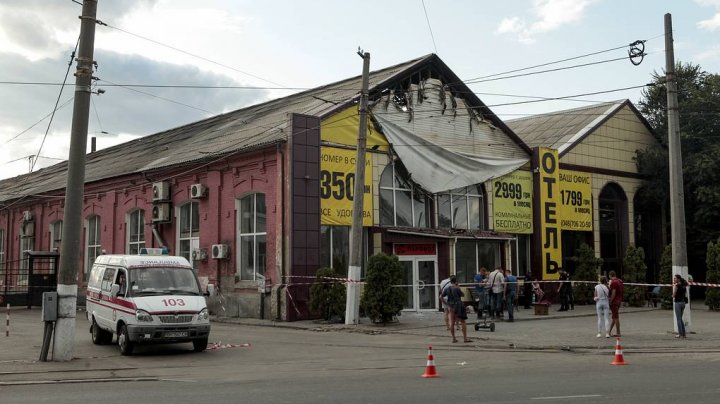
236 193 267 281
437 185 484 229
50 220 63 252
379 163 430 228
85 215 102 279
176 202 200 265
126 209 146 254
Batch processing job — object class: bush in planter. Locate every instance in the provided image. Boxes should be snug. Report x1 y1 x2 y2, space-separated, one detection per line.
623 245 647 307
309 267 346 322
572 243 603 305
705 238 720 310
360 253 406 324
658 245 673 309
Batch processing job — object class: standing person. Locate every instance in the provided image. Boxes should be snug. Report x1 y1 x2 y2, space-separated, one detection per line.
488 267 505 319
673 274 688 338
557 268 570 311
441 276 471 343
439 276 452 330
608 271 624 337
504 269 517 322
523 275 534 309
473 267 489 318
594 276 611 338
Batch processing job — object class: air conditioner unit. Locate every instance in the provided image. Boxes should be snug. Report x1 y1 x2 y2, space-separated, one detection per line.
192 248 208 261
211 244 229 259
190 184 207 199
151 203 171 222
152 181 170 202
22 210 33 221
21 221 34 237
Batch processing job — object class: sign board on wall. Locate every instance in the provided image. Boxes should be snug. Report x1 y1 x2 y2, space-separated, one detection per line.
537 148 562 280
558 170 593 231
491 170 533 234
320 147 373 226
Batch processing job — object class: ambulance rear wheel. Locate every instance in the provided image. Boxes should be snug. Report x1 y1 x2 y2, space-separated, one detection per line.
193 337 208 352
118 324 135 356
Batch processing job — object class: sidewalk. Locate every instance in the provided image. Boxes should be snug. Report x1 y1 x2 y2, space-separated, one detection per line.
214 301 720 351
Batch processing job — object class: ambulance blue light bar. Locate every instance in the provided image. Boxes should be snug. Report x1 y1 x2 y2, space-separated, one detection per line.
139 247 169 255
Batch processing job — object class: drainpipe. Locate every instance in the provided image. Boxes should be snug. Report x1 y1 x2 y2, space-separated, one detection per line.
276 143 287 321
151 224 166 249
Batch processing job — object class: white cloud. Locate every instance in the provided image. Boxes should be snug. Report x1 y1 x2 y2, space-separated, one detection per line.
698 12 720 30
496 0 597 43
695 45 720 61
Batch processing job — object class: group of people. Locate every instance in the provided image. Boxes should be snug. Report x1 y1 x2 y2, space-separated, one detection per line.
439 266 518 343
441 267 691 344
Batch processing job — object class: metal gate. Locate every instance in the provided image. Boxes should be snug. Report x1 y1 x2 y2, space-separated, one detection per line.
0 251 59 308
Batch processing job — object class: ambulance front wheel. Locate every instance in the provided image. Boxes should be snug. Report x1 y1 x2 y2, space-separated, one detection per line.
118 324 135 356
193 337 208 352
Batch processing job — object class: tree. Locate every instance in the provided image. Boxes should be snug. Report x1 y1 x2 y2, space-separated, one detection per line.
637 62 720 283
705 238 720 310
309 267 347 322
572 243 603 304
623 245 647 307
360 253 407 324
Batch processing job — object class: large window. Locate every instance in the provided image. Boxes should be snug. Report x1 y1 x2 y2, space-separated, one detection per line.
320 226 368 277
380 163 431 228
86 215 102 279
238 193 266 280
50 221 62 252
178 202 200 264
454 240 501 284
438 185 484 229
127 209 146 254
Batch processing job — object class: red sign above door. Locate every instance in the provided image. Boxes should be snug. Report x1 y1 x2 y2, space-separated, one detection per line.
394 244 437 256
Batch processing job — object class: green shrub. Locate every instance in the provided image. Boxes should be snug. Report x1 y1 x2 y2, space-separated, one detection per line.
623 245 647 307
309 267 347 322
572 243 603 304
659 245 673 309
360 253 407 324
706 238 720 310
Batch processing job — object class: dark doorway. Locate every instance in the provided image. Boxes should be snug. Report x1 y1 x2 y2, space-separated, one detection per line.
599 183 628 277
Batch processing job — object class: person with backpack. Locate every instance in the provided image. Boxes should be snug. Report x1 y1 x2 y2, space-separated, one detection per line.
488 267 505 319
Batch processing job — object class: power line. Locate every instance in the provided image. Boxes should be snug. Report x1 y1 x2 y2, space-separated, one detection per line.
420 0 438 54
98 21 288 88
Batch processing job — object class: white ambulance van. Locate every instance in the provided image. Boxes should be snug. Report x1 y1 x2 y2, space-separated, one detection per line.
86 249 210 355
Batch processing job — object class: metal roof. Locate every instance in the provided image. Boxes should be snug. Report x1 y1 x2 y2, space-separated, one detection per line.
0 54 527 204
505 100 629 154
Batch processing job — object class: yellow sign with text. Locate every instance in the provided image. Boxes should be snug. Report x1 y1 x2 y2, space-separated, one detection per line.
538 148 562 280
320 147 373 226
559 170 593 231
492 170 533 234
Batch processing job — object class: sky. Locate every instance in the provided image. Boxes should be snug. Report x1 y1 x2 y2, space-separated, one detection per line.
0 0 718 180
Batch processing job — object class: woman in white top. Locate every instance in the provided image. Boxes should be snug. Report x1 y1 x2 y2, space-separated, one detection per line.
594 276 611 338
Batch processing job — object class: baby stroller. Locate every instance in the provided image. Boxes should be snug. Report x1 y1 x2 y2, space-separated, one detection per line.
470 289 495 332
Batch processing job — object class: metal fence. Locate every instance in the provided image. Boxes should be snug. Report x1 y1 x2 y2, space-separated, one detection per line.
0 251 58 307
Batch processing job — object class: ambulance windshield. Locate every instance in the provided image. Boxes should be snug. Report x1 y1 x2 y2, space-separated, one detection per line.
128 267 201 296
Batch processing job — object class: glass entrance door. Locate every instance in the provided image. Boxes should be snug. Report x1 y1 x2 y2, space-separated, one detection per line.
400 257 438 311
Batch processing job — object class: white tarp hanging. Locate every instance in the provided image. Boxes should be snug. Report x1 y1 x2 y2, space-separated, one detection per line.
373 113 528 193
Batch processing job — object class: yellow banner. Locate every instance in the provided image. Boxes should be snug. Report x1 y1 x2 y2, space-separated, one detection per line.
559 170 593 231
492 170 533 234
321 107 389 151
537 148 562 280
320 147 373 226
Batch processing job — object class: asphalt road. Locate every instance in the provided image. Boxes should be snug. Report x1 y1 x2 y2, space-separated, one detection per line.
2 320 719 404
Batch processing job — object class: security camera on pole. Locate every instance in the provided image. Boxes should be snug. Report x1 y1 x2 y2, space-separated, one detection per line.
345 49 370 325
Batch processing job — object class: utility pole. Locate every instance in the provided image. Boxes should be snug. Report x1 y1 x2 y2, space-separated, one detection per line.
345 50 370 325
664 13 691 331
53 0 98 361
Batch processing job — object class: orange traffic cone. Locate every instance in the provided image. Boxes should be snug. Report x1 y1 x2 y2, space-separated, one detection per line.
610 337 627 365
421 345 439 378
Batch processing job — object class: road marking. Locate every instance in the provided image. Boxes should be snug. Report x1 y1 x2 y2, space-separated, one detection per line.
531 394 603 400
